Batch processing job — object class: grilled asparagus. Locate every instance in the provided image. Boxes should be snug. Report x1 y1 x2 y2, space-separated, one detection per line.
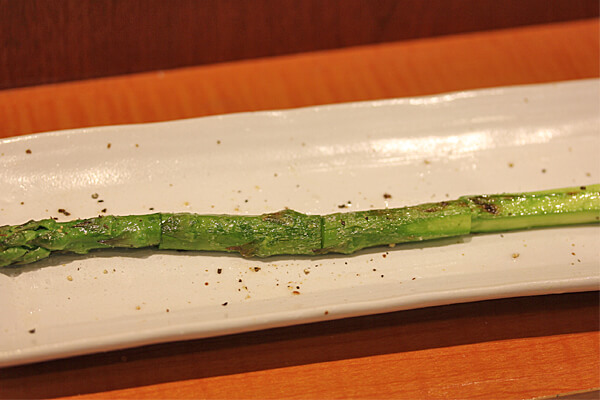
1 185 598 267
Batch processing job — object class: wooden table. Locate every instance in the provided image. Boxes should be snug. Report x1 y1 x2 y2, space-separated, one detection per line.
1 19 599 399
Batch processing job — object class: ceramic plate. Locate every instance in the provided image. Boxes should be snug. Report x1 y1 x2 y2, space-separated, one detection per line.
1 79 599 367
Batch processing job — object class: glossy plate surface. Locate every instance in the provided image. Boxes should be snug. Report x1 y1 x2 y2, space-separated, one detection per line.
1 79 599 366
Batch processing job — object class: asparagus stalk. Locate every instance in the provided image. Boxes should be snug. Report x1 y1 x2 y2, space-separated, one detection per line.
1 185 598 267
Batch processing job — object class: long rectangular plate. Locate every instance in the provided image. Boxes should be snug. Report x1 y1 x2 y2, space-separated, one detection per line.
1 79 598 367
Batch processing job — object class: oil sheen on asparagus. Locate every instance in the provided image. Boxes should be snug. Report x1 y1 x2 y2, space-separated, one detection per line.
1 185 599 267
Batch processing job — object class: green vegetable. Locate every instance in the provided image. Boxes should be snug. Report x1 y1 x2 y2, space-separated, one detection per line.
1 185 598 267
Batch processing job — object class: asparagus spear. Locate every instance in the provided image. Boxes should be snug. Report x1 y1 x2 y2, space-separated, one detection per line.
1 185 598 267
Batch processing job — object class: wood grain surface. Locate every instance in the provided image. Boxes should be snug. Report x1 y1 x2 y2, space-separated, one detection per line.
1 19 598 139
0 0 598 89
2 292 598 399
0 19 599 400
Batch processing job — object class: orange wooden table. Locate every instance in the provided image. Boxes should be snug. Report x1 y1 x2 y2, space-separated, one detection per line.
1 19 599 399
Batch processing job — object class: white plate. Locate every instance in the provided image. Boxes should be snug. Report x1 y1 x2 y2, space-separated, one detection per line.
1 79 599 367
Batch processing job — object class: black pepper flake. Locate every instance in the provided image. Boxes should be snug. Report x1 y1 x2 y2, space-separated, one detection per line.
482 204 499 214
101 208 107 213
107 143 112 149
253 267 261 272
338 204 347 209
340 220 346 226
217 268 222 274
222 302 228 306
25 149 32 154
149 207 154 210
383 193 392 199
28 328 36 334
98 199 104 203
91 193 99 199
58 208 71 216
